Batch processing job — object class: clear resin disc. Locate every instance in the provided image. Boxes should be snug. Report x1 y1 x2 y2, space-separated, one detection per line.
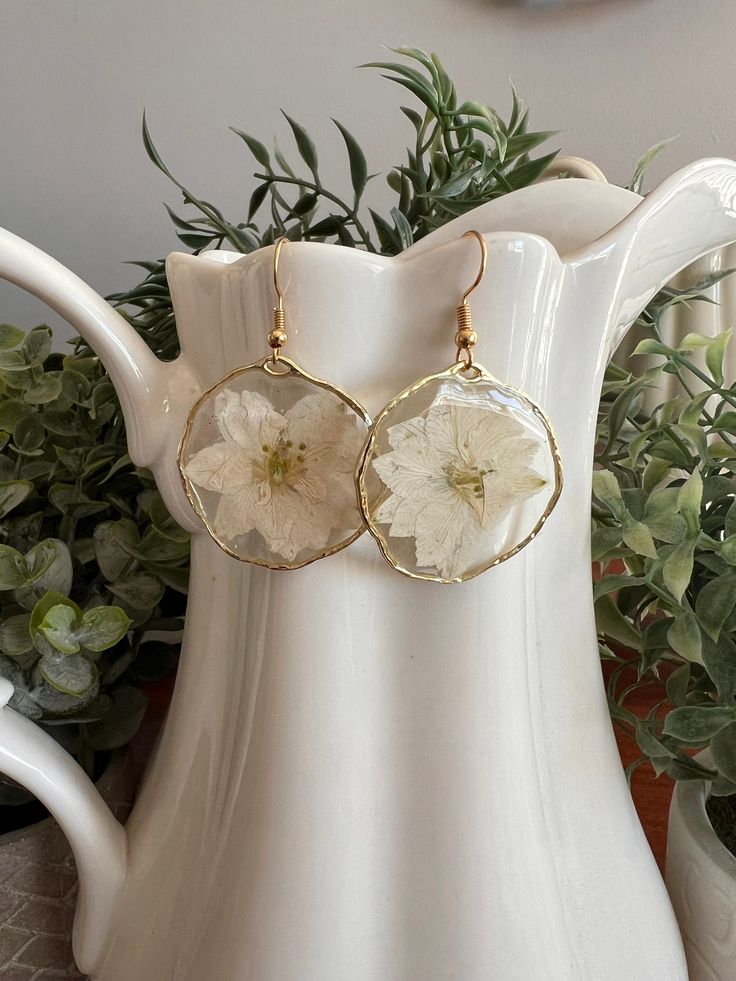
179 357 371 569
357 362 563 583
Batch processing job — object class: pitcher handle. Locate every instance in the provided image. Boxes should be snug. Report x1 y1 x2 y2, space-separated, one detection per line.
0 226 173 467
0 227 201 528
0 679 126 974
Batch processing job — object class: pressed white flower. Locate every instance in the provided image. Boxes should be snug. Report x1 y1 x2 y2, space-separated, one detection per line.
372 397 548 579
184 388 364 561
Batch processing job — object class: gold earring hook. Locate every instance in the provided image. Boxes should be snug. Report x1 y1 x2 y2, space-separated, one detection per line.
460 229 488 306
455 230 487 368
273 236 287 311
268 237 289 363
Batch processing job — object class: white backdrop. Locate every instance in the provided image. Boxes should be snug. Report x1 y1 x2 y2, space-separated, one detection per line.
0 0 734 334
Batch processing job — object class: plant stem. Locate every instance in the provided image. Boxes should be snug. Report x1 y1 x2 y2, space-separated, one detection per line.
255 173 376 252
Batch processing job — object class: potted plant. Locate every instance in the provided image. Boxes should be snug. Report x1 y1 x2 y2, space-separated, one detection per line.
0 323 189 783
593 281 736 980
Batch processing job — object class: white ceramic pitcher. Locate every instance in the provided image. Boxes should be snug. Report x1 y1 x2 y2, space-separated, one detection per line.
0 159 735 981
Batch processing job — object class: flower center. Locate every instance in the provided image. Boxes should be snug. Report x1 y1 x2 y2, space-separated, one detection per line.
444 461 490 499
444 460 494 524
259 437 308 488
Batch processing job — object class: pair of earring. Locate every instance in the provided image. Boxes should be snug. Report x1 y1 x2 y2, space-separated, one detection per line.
178 232 562 584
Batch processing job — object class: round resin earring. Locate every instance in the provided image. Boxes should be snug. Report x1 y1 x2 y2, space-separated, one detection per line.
179 238 371 570
356 230 563 584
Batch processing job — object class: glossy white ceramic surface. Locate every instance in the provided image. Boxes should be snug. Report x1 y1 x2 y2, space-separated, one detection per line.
2 160 736 978
0 678 125 972
667 764 736 980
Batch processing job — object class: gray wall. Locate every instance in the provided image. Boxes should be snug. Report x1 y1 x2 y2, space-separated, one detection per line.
1 0 734 334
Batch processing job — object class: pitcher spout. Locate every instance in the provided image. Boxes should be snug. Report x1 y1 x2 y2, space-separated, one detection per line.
0 678 127 975
566 157 736 355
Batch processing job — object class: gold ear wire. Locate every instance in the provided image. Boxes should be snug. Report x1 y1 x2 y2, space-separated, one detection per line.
455 230 488 368
268 237 289 363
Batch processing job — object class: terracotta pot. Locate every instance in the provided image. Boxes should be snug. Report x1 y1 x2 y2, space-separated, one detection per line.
0 752 136 980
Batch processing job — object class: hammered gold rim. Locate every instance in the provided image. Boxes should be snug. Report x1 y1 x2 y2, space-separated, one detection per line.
355 361 564 584
178 355 372 570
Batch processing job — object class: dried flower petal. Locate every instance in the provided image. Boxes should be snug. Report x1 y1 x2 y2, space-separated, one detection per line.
184 388 364 562
372 399 548 579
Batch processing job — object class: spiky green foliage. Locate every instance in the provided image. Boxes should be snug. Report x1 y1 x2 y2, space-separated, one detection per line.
595 273 736 794
106 47 557 358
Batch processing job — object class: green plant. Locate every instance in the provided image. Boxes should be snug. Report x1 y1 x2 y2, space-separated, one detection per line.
594 279 736 795
0 324 187 793
109 46 558 354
